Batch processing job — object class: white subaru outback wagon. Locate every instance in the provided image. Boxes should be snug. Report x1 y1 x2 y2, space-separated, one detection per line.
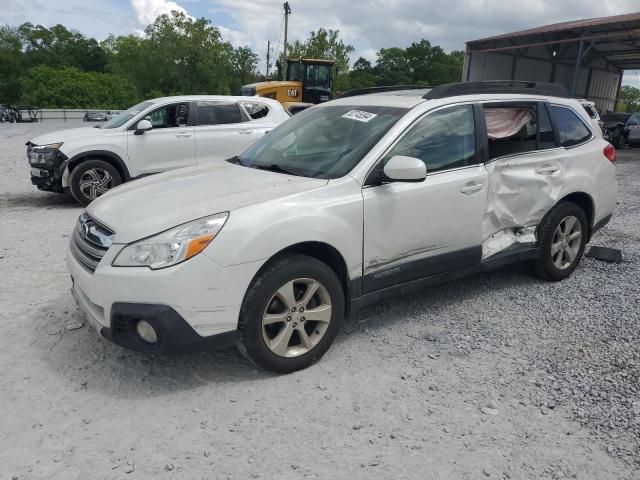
27 95 290 206
68 81 618 373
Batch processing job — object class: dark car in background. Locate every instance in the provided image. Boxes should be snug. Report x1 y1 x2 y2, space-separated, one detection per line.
0 105 17 123
83 111 108 122
601 112 640 148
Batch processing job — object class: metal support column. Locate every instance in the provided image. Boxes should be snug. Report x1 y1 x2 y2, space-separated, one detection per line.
614 71 624 111
571 40 585 96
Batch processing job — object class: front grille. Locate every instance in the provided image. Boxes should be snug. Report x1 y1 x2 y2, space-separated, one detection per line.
70 214 114 273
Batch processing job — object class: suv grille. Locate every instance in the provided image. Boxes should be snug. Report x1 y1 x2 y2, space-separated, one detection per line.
70 213 114 273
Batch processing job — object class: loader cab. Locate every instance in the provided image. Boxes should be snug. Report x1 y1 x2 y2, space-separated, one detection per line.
286 59 333 104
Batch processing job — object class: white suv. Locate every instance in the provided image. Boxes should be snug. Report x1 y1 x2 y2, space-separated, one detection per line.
67 81 618 373
27 96 289 205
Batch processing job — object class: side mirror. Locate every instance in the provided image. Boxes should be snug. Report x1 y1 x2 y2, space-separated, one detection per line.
134 119 152 135
383 155 426 182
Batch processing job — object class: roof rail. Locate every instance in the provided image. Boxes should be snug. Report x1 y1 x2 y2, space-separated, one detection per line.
336 85 431 99
423 81 570 99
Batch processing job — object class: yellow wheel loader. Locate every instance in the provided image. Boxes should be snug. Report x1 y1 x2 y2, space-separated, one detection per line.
241 58 335 114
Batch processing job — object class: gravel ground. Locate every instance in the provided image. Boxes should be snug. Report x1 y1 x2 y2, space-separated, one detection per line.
1 120 639 479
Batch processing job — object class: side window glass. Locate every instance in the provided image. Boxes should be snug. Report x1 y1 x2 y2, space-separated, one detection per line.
146 103 188 129
147 107 167 128
582 104 596 119
241 102 269 120
484 104 539 159
385 104 476 173
196 102 244 126
551 106 592 147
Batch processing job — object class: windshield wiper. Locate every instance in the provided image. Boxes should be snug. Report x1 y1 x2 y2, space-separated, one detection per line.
250 164 304 176
226 155 245 166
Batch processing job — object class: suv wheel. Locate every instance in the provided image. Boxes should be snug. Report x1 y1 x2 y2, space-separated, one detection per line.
69 160 122 206
237 254 344 373
533 202 588 281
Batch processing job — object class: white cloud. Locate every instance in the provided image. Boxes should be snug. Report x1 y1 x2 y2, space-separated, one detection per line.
208 0 640 62
131 0 190 26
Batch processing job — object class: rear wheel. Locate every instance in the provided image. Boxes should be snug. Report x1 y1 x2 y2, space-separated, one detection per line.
69 160 122 206
237 254 344 373
533 202 588 281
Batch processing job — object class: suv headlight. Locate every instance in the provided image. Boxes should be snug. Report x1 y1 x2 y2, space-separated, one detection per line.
112 213 228 269
29 142 64 165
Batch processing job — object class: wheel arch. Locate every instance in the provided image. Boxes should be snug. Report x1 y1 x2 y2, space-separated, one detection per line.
253 241 354 318
65 150 131 183
558 191 595 239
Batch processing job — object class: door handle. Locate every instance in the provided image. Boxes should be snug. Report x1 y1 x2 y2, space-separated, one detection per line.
460 183 483 194
175 133 192 138
535 166 559 175
237 130 253 135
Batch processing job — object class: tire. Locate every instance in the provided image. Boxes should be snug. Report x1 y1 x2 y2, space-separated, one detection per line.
532 201 588 282
69 160 122 206
237 254 345 373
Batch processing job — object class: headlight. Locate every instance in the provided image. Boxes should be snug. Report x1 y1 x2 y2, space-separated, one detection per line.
29 142 64 165
112 213 229 269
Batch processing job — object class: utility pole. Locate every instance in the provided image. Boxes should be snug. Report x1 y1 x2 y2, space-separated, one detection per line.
266 40 271 77
283 1 291 60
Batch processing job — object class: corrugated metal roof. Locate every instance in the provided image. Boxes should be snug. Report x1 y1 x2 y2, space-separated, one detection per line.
470 12 640 44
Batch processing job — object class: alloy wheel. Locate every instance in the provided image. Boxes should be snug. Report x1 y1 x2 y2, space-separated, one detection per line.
551 215 582 270
79 168 114 200
261 278 332 358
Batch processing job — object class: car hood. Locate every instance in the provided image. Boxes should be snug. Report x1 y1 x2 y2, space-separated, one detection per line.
87 162 328 243
29 127 109 146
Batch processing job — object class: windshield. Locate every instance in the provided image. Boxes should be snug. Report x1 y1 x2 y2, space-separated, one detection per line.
305 64 331 89
102 101 154 129
237 105 408 179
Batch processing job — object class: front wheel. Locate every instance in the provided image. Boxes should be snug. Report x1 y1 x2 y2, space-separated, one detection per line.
237 254 344 373
69 160 122 206
532 202 588 281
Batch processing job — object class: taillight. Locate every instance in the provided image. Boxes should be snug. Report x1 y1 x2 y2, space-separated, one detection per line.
603 143 616 164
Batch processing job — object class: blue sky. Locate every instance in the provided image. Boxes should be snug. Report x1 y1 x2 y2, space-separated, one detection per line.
2 0 640 86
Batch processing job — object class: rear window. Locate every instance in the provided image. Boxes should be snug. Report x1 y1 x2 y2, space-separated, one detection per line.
196 102 244 125
551 106 592 147
582 104 598 119
241 102 269 120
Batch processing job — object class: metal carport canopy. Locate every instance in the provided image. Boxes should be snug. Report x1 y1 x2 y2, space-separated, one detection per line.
463 12 640 112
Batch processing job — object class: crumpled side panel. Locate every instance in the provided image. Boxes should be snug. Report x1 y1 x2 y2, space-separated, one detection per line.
482 153 564 258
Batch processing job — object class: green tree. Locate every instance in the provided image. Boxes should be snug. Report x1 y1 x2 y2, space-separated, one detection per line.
405 40 462 85
375 47 412 85
0 26 23 103
348 57 376 90
17 23 108 72
364 41 463 88
618 85 640 112
19 66 138 108
230 46 260 93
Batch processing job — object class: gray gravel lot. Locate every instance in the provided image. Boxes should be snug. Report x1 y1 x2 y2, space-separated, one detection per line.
0 120 639 479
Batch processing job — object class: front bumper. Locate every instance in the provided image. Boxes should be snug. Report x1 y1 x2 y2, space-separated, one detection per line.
27 146 67 192
68 240 262 353
71 283 236 353
30 166 64 192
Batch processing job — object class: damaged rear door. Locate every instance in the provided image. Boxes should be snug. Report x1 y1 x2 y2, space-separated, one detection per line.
362 103 488 293
481 101 567 259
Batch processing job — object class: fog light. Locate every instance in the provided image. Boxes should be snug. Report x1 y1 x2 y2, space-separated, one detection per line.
136 320 158 344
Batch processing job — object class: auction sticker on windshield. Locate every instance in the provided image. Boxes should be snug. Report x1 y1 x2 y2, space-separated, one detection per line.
342 110 378 123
